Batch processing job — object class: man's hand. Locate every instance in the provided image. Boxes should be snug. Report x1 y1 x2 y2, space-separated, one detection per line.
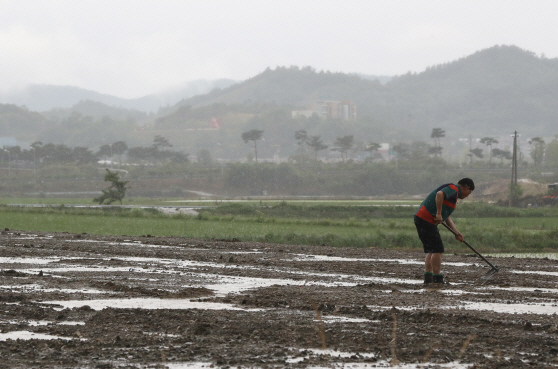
435 213 443 224
454 231 464 242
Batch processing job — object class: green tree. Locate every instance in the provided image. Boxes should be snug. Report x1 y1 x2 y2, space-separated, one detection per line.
492 148 512 164
241 129 264 162
364 142 381 159
430 128 445 157
468 147 484 163
73 147 97 165
391 143 411 160
545 136 558 167
529 137 546 168
153 135 172 150
410 141 431 160
127 146 155 162
479 137 499 163
331 135 354 162
428 146 443 157
307 135 328 160
111 141 128 167
97 144 113 164
30 141 43 151
94 169 130 205
198 148 213 164
509 182 524 206
294 130 308 153
112 141 128 155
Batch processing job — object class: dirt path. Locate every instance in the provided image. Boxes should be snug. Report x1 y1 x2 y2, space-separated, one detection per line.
0 230 557 368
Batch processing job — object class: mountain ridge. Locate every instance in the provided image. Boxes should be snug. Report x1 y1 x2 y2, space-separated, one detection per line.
0 79 237 113
2 44 558 147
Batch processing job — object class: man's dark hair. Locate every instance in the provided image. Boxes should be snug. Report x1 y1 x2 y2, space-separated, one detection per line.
458 178 475 191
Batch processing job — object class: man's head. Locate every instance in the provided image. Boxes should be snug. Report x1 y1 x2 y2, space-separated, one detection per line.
458 178 475 199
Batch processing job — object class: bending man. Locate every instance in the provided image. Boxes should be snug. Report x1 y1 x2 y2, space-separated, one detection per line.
414 178 475 284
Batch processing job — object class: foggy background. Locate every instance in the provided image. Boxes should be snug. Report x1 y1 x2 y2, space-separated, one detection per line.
0 1 557 198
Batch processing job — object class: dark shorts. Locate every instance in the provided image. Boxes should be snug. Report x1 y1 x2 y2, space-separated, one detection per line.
414 215 444 254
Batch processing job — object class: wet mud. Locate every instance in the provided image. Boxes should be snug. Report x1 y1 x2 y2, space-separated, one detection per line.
0 230 557 368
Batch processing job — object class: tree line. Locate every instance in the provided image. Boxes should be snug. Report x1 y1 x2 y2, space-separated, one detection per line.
2 135 189 167
3 127 556 172
240 127 558 169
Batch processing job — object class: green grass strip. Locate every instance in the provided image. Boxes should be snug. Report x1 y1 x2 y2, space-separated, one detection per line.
0 204 556 253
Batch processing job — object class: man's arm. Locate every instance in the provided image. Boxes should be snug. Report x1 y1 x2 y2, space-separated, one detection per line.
434 191 445 224
445 215 464 242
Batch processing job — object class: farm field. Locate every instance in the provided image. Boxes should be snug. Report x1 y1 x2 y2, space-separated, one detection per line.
0 230 557 368
0 197 424 207
0 199 558 252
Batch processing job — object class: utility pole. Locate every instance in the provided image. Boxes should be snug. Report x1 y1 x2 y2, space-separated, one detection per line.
509 131 519 207
3 149 10 189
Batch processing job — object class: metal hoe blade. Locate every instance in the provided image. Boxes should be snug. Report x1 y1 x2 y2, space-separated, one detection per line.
479 267 499 284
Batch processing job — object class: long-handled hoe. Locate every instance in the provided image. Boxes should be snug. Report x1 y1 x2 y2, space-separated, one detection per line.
441 222 499 283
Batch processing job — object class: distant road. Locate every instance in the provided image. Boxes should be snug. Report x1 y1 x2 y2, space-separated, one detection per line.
6 204 208 215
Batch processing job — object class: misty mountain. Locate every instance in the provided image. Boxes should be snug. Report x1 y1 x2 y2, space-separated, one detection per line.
42 100 151 124
388 45 558 136
2 44 558 153
0 79 237 113
0 104 47 141
176 45 558 137
354 73 393 84
180 66 389 109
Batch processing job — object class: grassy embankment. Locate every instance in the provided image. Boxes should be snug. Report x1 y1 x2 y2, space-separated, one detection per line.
0 201 556 253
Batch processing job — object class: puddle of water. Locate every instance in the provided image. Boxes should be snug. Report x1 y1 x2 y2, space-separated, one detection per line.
228 251 263 254
294 255 474 267
65 239 187 250
0 331 76 341
487 286 558 294
42 298 264 311
0 257 60 264
318 316 374 324
0 284 109 294
5 236 41 240
402 289 489 296
488 253 558 260
58 321 86 325
2 320 85 326
164 361 472 369
454 301 558 315
308 362 474 369
46 294 534 319
164 363 217 368
511 270 558 277
194 271 425 297
289 349 473 369
5 251 558 317
368 301 558 315
200 274 366 297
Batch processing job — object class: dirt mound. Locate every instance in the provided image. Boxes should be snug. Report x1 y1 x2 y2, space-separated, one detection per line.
474 178 548 203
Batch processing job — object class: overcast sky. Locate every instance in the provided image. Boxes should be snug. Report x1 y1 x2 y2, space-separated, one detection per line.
1 0 557 98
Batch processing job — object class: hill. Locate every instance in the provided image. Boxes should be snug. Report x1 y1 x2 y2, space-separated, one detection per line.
0 104 47 142
181 66 390 111
177 45 558 137
0 79 237 113
42 100 150 125
388 45 558 136
2 44 558 156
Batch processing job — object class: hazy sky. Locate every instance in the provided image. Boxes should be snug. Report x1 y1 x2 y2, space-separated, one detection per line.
1 0 557 98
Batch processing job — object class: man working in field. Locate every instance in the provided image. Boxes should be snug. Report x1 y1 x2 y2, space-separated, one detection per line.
414 178 475 284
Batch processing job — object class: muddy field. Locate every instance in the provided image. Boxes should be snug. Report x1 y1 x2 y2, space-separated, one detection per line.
0 230 557 368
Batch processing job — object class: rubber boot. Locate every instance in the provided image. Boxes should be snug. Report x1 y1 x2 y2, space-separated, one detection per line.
433 274 444 284
424 272 433 284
